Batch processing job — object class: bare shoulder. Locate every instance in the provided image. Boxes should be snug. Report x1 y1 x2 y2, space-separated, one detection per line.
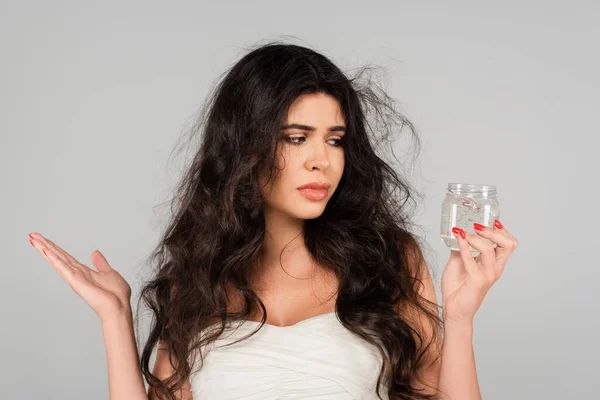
148 340 194 400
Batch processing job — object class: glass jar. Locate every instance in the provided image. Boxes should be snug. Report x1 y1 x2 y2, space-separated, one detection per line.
440 183 500 255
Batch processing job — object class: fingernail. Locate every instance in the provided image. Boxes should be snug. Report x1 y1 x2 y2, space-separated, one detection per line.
474 223 485 231
30 239 34 247
452 227 461 236
460 229 466 239
494 219 503 229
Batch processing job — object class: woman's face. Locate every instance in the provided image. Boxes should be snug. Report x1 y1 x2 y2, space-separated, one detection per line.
260 92 346 221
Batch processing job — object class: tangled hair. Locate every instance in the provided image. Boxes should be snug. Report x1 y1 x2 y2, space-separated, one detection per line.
135 39 445 400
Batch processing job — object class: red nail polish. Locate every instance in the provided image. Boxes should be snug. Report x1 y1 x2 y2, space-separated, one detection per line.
474 223 485 231
459 229 466 239
30 239 34 247
452 227 461 236
494 219 503 229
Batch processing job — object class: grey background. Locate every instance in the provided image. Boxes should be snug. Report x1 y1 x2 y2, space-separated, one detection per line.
2 0 597 399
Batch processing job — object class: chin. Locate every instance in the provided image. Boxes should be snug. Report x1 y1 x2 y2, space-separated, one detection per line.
264 201 327 221
292 201 330 219
293 209 326 220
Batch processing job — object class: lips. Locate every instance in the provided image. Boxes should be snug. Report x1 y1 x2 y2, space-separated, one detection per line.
297 182 331 190
298 188 328 201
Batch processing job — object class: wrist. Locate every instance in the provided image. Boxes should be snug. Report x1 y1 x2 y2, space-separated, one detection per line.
101 307 133 329
443 318 474 336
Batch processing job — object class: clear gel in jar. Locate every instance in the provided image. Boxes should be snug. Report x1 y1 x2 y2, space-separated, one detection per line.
440 183 500 255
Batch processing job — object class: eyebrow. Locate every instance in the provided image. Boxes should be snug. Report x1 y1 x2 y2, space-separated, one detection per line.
280 123 346 132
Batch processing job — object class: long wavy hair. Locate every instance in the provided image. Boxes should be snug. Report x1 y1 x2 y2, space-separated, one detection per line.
135 40 444 400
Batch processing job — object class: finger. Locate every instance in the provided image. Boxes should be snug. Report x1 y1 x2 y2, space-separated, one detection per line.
493 219 518 245
90 250 114 273
491 219 519 260
30 238 50 260
452 228 482 280
446 250 468 280
493 219 514 237
473 222 515 249
29 233 92 278
29 232 79 266
490 220 518 248
33 242 76 282
467 225 498 263
462 230 497 281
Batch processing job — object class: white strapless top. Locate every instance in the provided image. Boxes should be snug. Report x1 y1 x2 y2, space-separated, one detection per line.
190 312 390 399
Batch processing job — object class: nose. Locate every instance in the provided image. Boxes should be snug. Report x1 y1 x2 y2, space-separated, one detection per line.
304 143 331 171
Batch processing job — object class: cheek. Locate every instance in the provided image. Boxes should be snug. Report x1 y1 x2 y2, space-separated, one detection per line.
261 166 299 207
334 153 345 178
260 178 287 209
275 146 293 170
258 169 285 203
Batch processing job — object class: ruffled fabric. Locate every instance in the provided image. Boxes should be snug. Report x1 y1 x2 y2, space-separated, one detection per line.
190 312 389 399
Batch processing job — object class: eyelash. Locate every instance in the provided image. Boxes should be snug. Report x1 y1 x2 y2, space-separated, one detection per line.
283 135 344 147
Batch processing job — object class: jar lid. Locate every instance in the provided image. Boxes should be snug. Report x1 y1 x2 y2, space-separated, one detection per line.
447 183 497 195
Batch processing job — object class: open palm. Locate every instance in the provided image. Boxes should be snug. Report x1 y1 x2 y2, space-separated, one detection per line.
29 232 132 322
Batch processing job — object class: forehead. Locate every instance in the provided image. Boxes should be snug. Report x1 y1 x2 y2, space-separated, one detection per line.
285 93 345 124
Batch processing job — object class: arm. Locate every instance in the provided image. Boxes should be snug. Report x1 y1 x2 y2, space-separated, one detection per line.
149 341 194 400
102 310 194 400
28 234 191 399
407 255 481 400
101 310 148 400
438 320 480 400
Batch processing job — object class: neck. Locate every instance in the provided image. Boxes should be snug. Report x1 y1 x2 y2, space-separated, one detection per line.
256 207 317 280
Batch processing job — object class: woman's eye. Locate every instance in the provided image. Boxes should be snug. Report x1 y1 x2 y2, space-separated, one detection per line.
284 136 344 147
286 136 306 145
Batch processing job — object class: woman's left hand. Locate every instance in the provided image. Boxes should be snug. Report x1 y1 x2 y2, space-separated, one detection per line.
441 219 519 327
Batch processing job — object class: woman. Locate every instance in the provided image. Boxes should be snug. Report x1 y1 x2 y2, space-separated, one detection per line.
29 41 518 400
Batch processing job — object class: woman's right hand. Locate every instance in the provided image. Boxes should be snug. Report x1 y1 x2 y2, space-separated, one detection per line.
29 232 133 323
